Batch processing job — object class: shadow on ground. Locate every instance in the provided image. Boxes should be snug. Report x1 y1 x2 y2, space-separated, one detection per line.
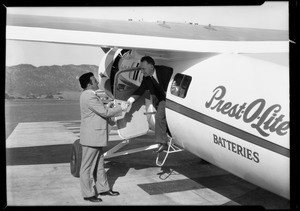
104 147 290 209
6 136 290 209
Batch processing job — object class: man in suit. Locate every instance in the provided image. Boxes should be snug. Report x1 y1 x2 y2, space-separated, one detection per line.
126 56 173 153
78 72 127 202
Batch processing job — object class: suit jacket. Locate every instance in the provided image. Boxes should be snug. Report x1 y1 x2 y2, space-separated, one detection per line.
80 89 122 147
132 65 173 102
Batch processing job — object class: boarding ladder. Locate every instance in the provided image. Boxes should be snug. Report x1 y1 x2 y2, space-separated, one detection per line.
155 137 184 166
143 106 184 166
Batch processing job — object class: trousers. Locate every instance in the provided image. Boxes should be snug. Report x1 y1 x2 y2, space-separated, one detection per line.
155 100 169 144
79 145 110 198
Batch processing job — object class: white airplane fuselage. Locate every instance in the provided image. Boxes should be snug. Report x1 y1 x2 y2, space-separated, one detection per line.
98 49 289 200
164 53 289 200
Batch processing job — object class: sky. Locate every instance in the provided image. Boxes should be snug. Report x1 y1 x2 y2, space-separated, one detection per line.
5 2 289 67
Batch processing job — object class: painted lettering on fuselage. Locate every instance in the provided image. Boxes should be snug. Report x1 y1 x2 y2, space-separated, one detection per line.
213 134 260 163
205 86 289 138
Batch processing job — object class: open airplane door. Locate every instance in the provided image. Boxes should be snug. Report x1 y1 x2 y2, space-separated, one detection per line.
101 67 161 159
113 68 150 139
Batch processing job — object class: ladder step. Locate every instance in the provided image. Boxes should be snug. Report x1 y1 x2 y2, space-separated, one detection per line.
155 138 184 166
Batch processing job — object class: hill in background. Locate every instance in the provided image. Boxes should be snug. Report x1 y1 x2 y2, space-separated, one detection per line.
5 64 99 100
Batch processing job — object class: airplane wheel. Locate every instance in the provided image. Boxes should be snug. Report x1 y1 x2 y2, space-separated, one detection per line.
70 139 82 178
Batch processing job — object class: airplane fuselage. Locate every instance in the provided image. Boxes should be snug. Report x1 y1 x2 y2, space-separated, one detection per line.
98 49 289 199
163 53 289 199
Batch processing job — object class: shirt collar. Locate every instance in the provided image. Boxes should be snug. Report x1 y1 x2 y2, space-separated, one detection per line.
152 69 158 81
84 89 96 94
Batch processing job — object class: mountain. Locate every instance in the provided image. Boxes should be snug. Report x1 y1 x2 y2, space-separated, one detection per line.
5 64 99 98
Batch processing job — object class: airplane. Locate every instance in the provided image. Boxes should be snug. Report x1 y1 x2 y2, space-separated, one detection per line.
6 9 290 200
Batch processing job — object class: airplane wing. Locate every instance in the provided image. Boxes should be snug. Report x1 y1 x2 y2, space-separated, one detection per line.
6 14 288 54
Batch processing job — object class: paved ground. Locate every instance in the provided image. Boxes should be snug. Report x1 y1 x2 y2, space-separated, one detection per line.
5 120 290 207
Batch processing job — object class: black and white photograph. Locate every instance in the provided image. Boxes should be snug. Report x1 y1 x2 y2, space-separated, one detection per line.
4 2 293 208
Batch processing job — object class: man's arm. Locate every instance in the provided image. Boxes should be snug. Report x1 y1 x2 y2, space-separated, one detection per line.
87 93 122 118
126 77 148 105
131 77 147 97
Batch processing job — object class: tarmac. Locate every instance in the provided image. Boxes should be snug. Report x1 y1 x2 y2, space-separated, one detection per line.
5 120 290 207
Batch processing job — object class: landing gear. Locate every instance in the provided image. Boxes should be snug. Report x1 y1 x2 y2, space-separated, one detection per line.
70 139 82 178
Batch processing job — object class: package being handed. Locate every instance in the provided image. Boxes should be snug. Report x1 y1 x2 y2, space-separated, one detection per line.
114 99 130 120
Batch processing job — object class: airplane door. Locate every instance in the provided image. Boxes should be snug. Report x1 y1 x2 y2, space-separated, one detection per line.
113 68 150 139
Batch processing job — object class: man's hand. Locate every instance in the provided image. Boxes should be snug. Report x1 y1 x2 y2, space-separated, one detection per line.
125 97 135 113
107 101 115 108
120 101 129 112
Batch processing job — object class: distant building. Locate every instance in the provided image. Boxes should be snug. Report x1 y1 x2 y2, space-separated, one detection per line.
45 93 54 99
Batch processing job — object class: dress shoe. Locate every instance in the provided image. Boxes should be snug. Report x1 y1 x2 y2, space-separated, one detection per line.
99 190 120 196
83 195 102 202
155 143 168 153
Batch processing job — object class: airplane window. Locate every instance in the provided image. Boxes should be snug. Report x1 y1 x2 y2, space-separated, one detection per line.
170 73 192 98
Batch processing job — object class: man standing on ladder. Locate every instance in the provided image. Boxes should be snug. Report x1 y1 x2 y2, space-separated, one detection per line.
125 56 173 153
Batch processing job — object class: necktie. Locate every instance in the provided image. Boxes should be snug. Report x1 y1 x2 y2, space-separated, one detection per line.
151 76 164 94
151 76 159 86
150 76 165 100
